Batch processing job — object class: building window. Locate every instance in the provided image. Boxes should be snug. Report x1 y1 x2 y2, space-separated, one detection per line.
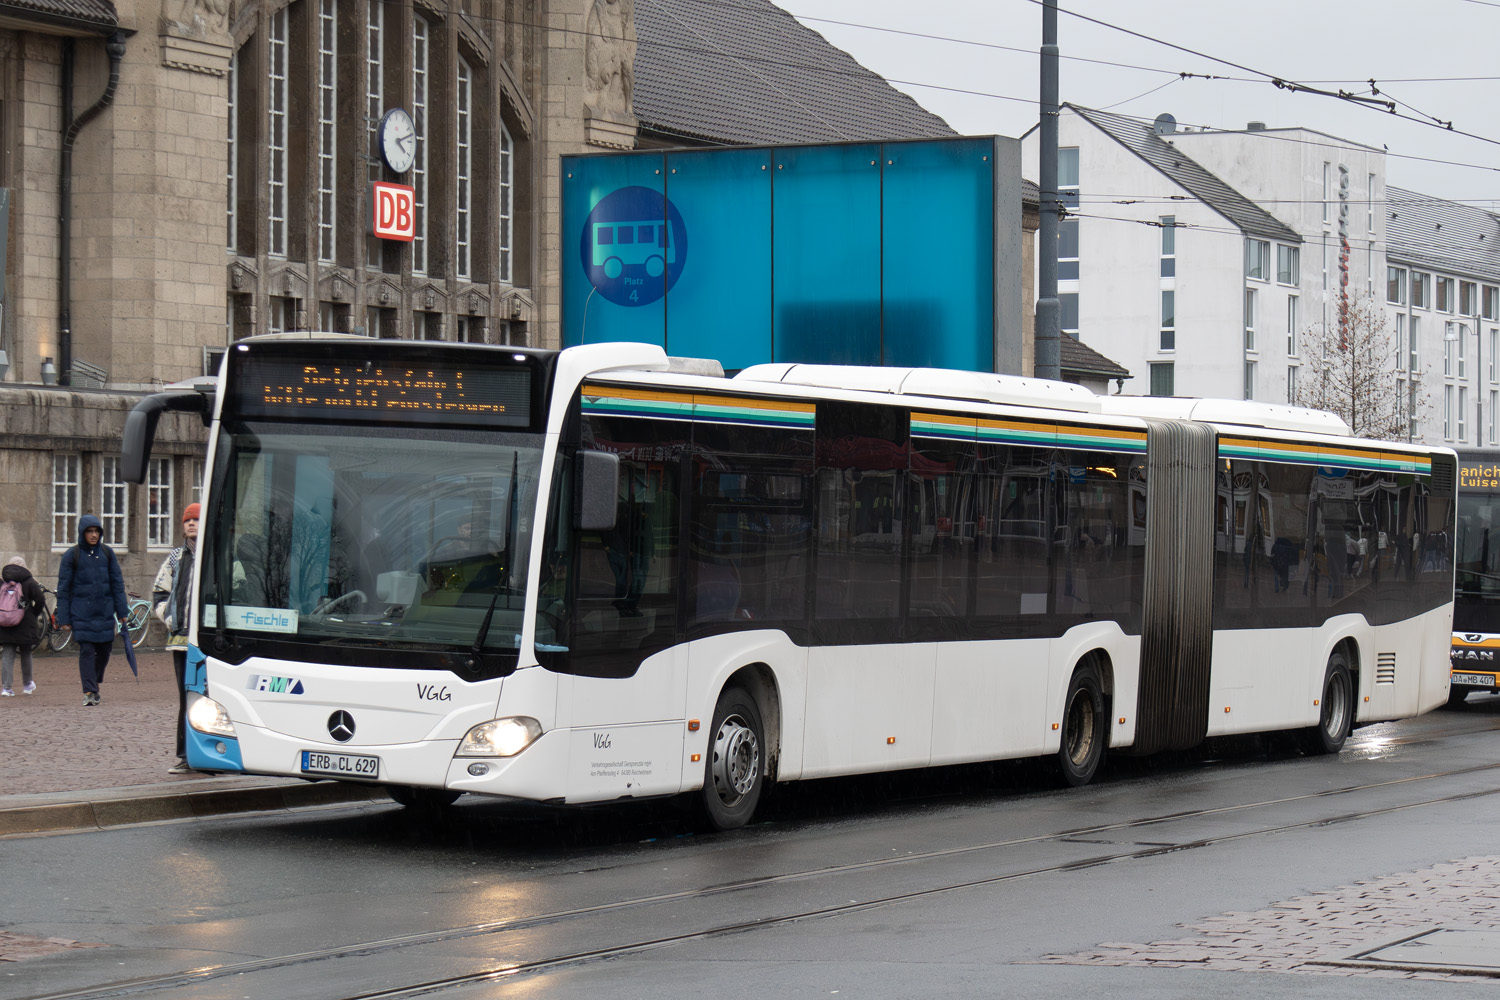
1160 289 1174 350
1244 288 1256 350
1491 389 1498 445
1276 245 1299 285
1159 216 1175 277
1409 382 1419 440
1059 292 1079 334
147 458 173 550
1459 324 1469 378
1287 364 1298 403
1491 328 1498 384
269 296 298 334
455 57 472 281
1445 322 1455 376
1056 147 1080 282
53 454 80 548
191 459 206 505
411 16 430 275
227 51 237 251
1368 173 1376 234
1150 362 1174 397
498 120 514 283
1459 386 1469 442
267 5 288 258
1286 296 1298 356
1412 272 1429 309
1322 162 1330 224
101 457 128 550
1245 238 1269 281
1244 360 1256 400
366 0 384 268
317 0 338 263
1410 315 1421 372
1438 276 1454 313
1445 384 1454 441
1396 314 1407 373
1387 267 1406 305
1461 281 1478 317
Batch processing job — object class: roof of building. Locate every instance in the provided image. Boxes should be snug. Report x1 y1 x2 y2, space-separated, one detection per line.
0 0 116 34
633 0 956 145
1060 333 1131 380
1067 104 1301 244
1386 186 1500 283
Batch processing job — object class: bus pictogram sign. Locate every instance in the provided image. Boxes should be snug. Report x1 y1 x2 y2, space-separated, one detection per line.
579 186 687 307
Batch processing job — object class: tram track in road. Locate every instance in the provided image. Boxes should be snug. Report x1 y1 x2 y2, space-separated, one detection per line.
25 759 1500 1000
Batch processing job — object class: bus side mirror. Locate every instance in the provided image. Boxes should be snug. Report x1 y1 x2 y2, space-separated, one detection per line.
575 450 619 532
121 390 213 484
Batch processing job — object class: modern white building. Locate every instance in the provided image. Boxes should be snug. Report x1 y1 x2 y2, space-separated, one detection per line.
1023 104 1500 445
1383 188 1500 447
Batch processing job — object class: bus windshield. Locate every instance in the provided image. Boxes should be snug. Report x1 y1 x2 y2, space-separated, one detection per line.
201 420 543 664
1456 489 1500 604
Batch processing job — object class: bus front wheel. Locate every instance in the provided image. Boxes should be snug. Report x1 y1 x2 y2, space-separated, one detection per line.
1054 663 1107 787
696 686 764 831
1302 651 1353 754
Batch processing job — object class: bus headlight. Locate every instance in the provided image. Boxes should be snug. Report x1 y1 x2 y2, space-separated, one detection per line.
457 717 542 757
186 692 237 738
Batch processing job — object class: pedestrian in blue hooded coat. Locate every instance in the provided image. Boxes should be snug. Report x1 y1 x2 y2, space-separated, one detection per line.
57 513 128 706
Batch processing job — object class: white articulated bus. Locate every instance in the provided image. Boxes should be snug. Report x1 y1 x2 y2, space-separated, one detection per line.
122 336 1457 830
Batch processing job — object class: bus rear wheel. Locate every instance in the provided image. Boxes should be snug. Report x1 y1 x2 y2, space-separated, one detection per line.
696 686 764 832
386 786 463 809
1054 663 1106 787
1302 652 1353 754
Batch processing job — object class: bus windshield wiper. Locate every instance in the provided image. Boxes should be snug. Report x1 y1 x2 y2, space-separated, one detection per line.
466 588 505 672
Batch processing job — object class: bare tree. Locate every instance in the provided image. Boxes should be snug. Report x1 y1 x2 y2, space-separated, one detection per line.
1291 292 1419 441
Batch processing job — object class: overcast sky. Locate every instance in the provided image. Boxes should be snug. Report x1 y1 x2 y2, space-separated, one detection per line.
776 0 1500 206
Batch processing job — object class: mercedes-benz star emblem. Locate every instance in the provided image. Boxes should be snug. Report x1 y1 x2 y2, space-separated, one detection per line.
328 711 356 743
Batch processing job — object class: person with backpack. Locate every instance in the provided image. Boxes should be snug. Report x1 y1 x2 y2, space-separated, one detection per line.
152 503 199 773
56 514 129 706
0 555 45 697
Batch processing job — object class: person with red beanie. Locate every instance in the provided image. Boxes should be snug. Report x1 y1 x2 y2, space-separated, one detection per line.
152 503 200 774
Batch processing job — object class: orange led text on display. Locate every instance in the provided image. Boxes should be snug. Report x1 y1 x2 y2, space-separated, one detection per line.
260 365 508 415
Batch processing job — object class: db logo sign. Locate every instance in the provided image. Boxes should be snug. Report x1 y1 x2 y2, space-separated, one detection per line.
371 182 415 241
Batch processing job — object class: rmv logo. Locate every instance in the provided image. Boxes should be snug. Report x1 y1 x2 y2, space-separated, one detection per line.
247 674 306 695
579 185 687 308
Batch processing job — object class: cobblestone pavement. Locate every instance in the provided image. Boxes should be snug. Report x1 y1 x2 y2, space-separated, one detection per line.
0 645 191 796
1036 856 1500 981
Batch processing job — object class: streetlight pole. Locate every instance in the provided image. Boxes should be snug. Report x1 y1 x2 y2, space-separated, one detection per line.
1035 0 1061 381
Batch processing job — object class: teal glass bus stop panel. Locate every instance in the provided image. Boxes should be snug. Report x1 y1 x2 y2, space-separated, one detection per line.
771 144 882 366
663 148 772 371
882 138 994 371
561 154 668 347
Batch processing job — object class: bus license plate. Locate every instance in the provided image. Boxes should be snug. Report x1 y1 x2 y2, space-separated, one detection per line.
1451 673 1496 688
301 750 380 779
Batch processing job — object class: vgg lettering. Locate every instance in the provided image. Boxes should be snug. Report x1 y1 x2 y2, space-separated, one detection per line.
416 683 452 701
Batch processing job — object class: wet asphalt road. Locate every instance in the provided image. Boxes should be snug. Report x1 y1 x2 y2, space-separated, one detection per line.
6 696 1500 1000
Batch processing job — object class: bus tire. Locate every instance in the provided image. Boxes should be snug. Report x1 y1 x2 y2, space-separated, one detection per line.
386 785 463 809
1054 663 1106 787
1302 652 1353 754
697 686 764 831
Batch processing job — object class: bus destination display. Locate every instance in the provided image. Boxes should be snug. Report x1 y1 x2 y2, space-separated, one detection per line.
235 357 532 426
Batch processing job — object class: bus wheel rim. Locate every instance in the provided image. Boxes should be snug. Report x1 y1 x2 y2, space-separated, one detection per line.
712 715 759 801
1065 692 1095 765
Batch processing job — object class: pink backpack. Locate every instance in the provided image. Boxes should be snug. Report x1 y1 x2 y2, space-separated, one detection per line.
0 580 25 627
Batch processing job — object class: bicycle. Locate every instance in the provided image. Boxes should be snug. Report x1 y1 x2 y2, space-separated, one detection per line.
124 592 153 649
30 585 72 654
